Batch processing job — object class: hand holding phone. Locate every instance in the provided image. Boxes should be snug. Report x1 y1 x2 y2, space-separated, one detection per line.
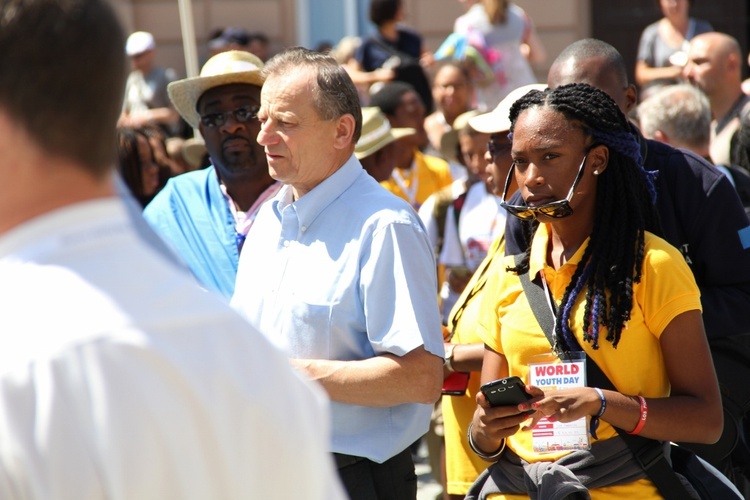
480 376 535 414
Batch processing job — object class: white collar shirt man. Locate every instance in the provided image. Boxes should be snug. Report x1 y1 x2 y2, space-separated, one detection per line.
0 197 345 500
231 154 444 462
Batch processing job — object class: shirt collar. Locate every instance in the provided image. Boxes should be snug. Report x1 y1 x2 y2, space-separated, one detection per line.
272 154 364 228
528 223 591 278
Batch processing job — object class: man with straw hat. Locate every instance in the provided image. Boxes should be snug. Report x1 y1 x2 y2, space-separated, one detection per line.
356 106 416 182
144 50 280 299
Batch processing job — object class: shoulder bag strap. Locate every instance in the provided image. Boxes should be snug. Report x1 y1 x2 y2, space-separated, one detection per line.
513 254 691 500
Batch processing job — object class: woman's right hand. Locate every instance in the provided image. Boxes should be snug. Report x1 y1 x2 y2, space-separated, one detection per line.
471 386 541 453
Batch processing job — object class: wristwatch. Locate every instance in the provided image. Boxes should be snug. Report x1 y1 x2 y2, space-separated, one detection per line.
444 343 456 372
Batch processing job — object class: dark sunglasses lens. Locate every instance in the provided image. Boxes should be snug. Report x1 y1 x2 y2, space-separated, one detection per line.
201 114 223 128
235 107 254 122
501 203 535 220
538 202 573 218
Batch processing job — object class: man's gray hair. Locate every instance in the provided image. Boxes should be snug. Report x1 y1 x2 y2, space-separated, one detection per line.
262 46 362 142
637 84 711 150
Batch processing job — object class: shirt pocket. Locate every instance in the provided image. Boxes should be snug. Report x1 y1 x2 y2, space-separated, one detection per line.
285 300 333 359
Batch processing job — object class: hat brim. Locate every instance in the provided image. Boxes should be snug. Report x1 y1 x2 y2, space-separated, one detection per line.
355 127 415 159
469 83 547 134
168 71 264 129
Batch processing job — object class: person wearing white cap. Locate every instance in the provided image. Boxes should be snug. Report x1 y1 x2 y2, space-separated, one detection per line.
0 0 344 498
143 50 280 300
356 106 416 182
119 30 180 135
439 83 546 500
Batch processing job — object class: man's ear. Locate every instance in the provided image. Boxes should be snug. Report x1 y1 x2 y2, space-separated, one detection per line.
333 113 356 150
652 129 670 145
624 84 638 115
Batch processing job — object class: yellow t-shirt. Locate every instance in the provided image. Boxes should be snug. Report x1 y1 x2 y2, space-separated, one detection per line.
443 235 505 495
380 149 453 209
476 224 702 500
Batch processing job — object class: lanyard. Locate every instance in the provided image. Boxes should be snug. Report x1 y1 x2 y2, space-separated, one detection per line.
391 161 419 207
539 272 561 353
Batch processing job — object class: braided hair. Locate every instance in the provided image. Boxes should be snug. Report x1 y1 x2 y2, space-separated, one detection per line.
508 83 661 351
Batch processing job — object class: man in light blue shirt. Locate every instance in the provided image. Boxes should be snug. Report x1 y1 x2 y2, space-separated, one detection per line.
231 47 444 500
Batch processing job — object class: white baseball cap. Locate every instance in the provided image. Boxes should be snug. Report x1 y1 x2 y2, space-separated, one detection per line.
126 31 156 56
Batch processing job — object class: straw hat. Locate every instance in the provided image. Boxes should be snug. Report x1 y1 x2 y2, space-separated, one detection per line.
182 137 208 169
168 50 265 129
469 83 547 134
439 109 482 162
355 107 416 159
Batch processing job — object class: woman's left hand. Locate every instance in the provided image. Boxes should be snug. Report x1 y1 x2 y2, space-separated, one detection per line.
523 387 601 429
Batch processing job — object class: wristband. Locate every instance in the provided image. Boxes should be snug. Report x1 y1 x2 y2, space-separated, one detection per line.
628 395 648 435
589 387 607 440
467 422 505 461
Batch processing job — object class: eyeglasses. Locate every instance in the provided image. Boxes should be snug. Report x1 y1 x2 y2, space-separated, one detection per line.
499 153 589 220
487 138 512 158
200 105 260 128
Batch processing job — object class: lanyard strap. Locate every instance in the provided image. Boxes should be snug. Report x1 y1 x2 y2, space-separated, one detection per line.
391 162 419 207
512 253 691 500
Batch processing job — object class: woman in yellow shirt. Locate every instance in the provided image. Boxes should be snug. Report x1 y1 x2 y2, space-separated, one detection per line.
468 83 723 499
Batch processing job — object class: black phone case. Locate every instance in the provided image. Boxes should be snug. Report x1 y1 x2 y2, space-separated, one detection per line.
480 376 534 412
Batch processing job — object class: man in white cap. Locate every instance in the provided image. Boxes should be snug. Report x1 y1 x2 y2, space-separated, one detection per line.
144 50 280 300
0 0 344 498
356 106 415 182
119 30 180 135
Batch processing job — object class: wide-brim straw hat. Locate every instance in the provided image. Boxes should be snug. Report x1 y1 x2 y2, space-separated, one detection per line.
439 109 481 162
355 107 416 159
168 50 265 129
469 83 547 134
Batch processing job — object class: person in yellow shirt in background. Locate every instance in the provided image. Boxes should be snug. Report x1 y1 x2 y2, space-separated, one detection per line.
468 83 722 499
371 81 453 209
441 84 544 500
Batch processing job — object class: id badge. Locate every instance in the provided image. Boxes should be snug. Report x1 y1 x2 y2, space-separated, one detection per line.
528 351 590 452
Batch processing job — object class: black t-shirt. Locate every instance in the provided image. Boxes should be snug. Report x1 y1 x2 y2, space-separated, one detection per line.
355 28 433 113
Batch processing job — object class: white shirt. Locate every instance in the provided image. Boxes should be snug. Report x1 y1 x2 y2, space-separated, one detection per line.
0 198 345 500
439 181 505 270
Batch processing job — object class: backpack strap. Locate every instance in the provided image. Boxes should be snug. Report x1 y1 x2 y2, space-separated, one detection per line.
513 253 692 500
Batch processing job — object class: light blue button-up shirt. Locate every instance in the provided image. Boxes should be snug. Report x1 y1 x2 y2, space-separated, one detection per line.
143 167 239 299
232 155 444 463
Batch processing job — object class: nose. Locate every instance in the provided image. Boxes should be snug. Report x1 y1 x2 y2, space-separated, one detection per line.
682 62 694 80
521 163 543 187
220 110 253 133
256 120 277 146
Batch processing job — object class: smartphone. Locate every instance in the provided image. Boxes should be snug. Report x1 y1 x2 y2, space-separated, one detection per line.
480 376 535 414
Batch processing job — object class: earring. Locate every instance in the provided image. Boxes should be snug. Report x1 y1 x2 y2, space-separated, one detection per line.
593 170 599 176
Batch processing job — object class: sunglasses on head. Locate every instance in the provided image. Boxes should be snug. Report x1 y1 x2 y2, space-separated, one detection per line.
499 152 590 221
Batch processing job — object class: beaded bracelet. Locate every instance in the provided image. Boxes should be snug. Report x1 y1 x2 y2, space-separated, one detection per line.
467 422 506 461
589 387 607 440
628 395 648 435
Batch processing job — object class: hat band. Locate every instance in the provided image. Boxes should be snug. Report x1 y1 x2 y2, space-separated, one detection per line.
358 120 392 146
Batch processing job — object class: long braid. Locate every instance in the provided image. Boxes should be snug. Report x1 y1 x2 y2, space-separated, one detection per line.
508 83 661 350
